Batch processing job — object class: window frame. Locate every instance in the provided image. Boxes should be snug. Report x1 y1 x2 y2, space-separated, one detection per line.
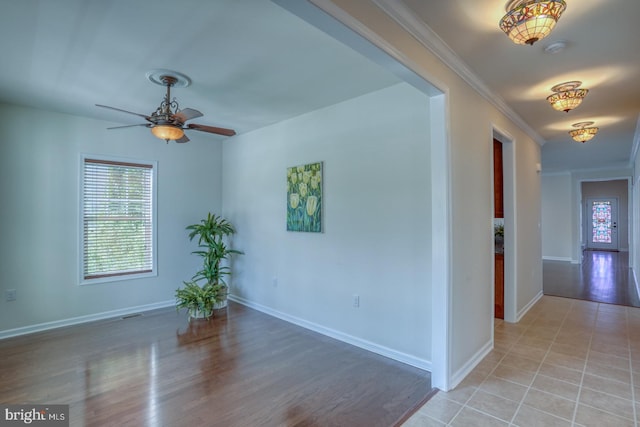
79 153 158 285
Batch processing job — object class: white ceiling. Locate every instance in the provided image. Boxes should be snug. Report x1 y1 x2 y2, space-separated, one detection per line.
0 0 399 137
1 0 638 173
376 0 640 173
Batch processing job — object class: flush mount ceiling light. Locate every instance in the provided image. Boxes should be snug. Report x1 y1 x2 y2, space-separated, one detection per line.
499 0 567 46
569 121 599 143
546 81 589 112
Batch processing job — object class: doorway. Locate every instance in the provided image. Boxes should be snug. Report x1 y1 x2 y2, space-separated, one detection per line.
581 179 629 254
585 197 619 251
493 139 504 319
492 131 514 322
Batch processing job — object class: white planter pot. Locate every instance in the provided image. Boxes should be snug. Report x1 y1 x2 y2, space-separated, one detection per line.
213 287 229 310
213 296 228 310
188 308 212 320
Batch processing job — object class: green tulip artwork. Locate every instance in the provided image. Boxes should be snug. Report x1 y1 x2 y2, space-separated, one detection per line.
287 162 322 232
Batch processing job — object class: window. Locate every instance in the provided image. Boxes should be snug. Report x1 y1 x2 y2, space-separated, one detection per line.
81 155 157 284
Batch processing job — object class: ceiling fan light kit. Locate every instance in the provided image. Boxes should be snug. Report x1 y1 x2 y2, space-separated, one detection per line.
499 0 567 46
546 81 589 112
151 124 185 141
148 74 187 143
96 69 236 144
569 121 599 143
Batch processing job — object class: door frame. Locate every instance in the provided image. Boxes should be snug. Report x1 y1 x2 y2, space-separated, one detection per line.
493 139 504 320
493 128 516 323
576 177 631 260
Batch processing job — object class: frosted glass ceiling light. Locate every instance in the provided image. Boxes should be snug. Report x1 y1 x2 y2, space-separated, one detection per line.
546 81 589 112
499 0 567 46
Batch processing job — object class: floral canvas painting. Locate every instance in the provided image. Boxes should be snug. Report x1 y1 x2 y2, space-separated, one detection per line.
287 162 322 232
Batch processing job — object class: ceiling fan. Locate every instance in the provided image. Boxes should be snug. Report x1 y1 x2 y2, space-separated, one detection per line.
96 70 236 143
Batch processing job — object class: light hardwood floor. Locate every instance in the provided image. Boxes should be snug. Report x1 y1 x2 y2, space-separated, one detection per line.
544 251 640 307
0 302 433 427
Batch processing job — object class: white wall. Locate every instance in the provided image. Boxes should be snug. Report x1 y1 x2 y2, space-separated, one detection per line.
316 0 543 388
512 135 543 318
222 83 432 365
0 104 223 334
541 174 573 261
541 169 633 264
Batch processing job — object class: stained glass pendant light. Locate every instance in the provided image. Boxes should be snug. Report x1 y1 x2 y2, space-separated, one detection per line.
546 81 589 112
569 122 599 143
499 0 567 46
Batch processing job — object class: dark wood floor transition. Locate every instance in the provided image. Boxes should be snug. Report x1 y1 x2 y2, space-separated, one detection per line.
543 250 640 307
0 302 433 427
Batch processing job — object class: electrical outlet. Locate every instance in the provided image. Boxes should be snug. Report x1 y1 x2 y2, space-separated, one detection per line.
5 289 16 302
353 294 359 308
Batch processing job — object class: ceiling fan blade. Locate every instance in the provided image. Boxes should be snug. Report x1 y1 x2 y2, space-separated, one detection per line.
174 108 203 122
175 134 190 143
96 104 151 120
107 123 150 130
187 123 236 137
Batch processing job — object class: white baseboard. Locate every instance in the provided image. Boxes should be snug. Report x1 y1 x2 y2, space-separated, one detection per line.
229 295 432 372
517 290 543 322
450 339 492 390
0 300 175 340
440 289 543 389
542 256 572 262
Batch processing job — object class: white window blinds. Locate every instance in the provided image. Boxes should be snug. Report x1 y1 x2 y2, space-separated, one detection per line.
82 157 155 281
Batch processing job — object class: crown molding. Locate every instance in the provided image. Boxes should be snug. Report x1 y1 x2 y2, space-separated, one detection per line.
540 171 571 177
371 0 546 146
566 164 633 176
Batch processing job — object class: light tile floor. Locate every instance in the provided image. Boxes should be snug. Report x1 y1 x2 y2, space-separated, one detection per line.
403 296 640 426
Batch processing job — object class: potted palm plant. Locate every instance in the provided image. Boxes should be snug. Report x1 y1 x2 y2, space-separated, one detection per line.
176 213 243 319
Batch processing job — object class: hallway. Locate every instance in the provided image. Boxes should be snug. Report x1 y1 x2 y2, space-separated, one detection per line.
402 250 640 426
544 251 640 308
404 296 640 426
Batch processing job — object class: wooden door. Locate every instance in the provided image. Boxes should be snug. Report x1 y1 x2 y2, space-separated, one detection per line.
493 140 504 218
